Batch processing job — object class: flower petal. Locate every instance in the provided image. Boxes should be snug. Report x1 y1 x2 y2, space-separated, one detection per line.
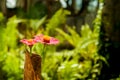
34 34 59 45
20 39 37 46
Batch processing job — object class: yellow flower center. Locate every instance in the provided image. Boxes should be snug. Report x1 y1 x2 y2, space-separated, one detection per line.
43 35 50 43
28 39 33 43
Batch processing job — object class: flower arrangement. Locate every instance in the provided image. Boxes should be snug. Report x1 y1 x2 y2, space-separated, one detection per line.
20 34 59 80
20 34 59 53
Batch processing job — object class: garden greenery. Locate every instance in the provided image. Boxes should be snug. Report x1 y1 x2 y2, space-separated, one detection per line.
0 3 108 80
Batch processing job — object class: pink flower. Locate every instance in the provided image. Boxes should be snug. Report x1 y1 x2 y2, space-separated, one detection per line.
34 34 59 45
20 39 37 46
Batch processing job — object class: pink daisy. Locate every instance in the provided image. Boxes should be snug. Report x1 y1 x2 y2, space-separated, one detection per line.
34 34 59 45
20 39 37 46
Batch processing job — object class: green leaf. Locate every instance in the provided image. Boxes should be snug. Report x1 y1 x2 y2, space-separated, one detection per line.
46 8 70 34
56 28 74 46
30 16 47 31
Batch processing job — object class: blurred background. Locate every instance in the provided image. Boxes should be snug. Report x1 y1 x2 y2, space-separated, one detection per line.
0 0 120 80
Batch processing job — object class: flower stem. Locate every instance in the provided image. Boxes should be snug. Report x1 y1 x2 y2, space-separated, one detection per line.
29 46 32 55
42 44 46 63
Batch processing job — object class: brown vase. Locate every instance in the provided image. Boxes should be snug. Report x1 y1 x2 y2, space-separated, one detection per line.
24 51 42 80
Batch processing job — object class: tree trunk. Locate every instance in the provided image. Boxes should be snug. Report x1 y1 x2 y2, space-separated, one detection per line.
99 0 120 79
0 0 7 16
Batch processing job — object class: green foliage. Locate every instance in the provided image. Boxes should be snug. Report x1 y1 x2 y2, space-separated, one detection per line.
55 24 103 79
29 16 47 31
2 50 22 80
0 15 6 61
5 16 21 48
27 3 47 19
0 7 107 80
46 8 70 35
52 6 106 79
0 12 4 21
56 26 81 47
0 14 23 80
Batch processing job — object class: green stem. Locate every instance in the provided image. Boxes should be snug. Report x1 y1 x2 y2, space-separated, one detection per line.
42 44 46 63
29 46 33 55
